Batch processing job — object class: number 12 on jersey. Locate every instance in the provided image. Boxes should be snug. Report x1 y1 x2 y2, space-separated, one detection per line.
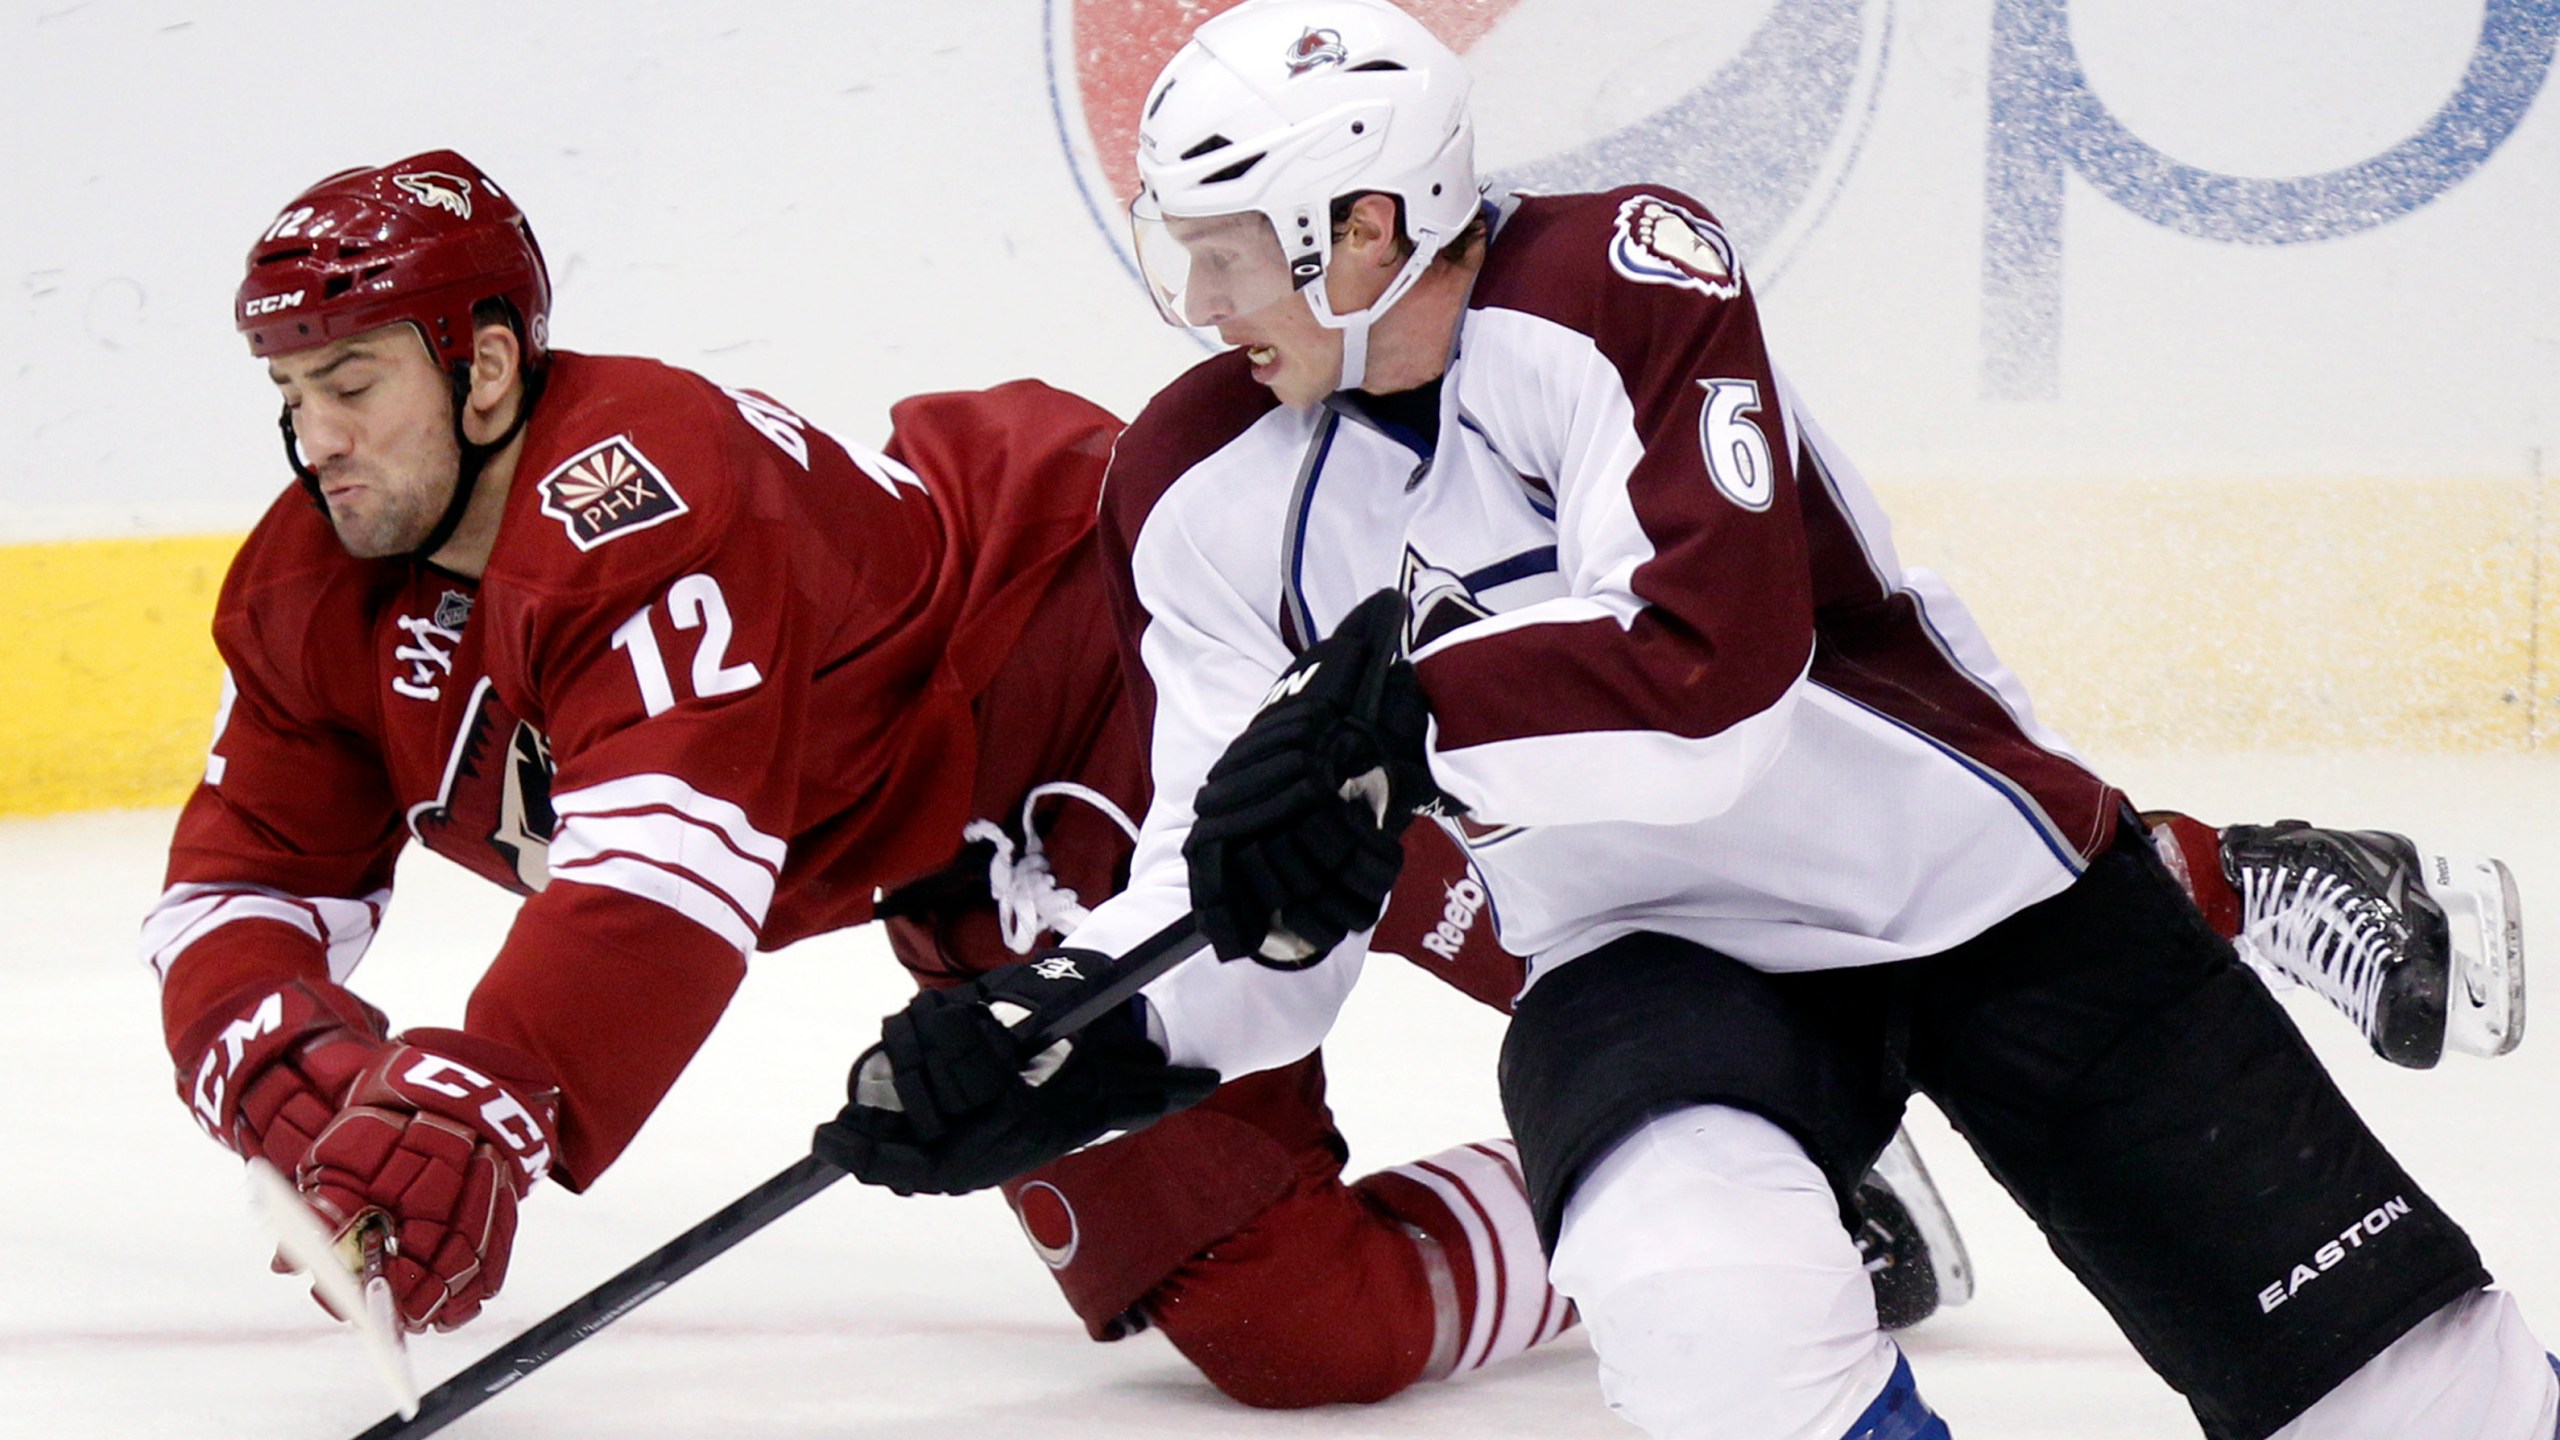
611 572 763 717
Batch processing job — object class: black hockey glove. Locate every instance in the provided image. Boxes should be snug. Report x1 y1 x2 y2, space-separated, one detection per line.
813 952 1219 1197
1185 588 1454 967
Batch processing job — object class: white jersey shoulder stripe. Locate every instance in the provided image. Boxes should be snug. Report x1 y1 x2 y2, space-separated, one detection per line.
551 773 787 869
139 881 388 985
549 774 782 953
549 806 780 924
546 853 759 954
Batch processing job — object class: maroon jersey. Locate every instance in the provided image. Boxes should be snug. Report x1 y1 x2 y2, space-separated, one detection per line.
144 354 1120 1185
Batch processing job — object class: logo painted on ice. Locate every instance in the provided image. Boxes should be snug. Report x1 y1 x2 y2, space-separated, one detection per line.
1046 0 1894 296
1047 1 2554 398
392 170 475 219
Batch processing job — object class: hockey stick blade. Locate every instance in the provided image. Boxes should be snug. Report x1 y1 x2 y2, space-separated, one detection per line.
246 1159 420 1420
344 1154 841 1440
345 912 1207 1439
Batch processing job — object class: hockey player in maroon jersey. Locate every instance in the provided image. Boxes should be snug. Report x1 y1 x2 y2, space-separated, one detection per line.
824 3 2552 1438
147 149 1602 1402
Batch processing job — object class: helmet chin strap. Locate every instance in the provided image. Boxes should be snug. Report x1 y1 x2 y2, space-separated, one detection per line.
1320 239 1443 396
275 353 546 565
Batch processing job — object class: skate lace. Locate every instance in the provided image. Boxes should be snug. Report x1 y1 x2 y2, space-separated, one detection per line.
964 782 1141 955
2239 863 2395 1036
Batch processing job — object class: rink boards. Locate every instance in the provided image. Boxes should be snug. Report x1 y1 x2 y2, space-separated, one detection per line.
8 473 2550 814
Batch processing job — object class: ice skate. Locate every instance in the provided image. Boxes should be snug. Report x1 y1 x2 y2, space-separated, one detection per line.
2222 821 2525 1067
1853 1128 1975 1331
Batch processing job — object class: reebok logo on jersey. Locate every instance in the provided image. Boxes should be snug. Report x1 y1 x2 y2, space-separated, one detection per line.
2256 1195 2414 1313
537 436 689 551
1609 195 1741 302
1419 874 1490 962
393 170 474 219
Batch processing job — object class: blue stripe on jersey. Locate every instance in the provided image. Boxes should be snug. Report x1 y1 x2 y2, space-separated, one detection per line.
1282 409 1345 654
1818 683 2088 876
1463 547 1561 593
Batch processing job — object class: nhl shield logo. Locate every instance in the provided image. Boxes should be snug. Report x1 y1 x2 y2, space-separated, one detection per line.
536 435 688 551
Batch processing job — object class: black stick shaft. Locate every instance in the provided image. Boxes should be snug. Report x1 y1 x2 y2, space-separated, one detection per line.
343 913 1206 1439
348 1155 841 1440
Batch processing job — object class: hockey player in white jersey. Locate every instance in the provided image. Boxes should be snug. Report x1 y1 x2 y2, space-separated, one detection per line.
822 3 2552 1437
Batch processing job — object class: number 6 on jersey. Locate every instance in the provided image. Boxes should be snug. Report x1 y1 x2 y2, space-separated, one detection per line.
611 572 763 717
1698 377 1775 511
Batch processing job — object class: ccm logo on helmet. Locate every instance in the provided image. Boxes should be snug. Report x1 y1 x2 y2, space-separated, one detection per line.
242 290 306 318
393 170 475 219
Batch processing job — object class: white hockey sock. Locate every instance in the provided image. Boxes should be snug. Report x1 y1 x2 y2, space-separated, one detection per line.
1363 1139 1575 1381
1548 1105 1901 1440
2272 1288 2558 1440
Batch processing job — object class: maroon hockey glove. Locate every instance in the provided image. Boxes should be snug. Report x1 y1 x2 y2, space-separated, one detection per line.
174 978 390 1174
1187 589 1450 966
296 1029 560 1333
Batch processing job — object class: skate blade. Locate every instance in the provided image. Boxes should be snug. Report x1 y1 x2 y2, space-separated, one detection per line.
2426 854 2525 1058
1868 1131 1974 1308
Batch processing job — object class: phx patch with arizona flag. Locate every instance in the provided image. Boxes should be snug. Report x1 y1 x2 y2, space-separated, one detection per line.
536 435 688 551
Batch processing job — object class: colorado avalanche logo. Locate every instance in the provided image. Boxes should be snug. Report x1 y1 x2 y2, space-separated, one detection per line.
1047 0 1891 294
1284 26 1346 74
536 435 689 551
392 170 475 219
1609 195 1741 300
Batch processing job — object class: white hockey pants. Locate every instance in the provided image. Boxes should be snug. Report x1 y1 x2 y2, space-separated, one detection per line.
1548 1104 1904 1440
2273 1286 2556 1440
1550 1106 2556 1440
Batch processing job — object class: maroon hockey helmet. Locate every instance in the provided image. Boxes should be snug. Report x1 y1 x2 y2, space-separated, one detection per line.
236 149 550 368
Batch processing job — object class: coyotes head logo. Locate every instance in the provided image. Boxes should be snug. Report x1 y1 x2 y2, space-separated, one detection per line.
392 170 475 219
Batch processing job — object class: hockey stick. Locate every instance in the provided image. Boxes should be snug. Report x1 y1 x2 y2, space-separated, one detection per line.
341 913 1209 1439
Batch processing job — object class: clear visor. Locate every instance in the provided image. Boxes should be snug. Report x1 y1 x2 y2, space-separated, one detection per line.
1129 196 1312 329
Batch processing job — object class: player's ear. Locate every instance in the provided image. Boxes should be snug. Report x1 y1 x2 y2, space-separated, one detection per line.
1344 193 1403 269
461 322 523 442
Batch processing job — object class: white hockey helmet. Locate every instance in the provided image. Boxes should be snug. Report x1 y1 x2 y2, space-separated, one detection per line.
1129 0 1477 377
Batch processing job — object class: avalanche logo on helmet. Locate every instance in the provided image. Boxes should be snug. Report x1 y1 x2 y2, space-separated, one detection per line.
536 435 689 551
1609 195 1740 301
1284 26 1346 74
393 170 475 219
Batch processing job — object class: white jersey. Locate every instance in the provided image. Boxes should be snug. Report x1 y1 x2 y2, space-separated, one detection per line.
1068 187 2122 1080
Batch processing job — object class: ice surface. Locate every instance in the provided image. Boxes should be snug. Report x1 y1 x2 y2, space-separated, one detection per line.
7 752 2558 1438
